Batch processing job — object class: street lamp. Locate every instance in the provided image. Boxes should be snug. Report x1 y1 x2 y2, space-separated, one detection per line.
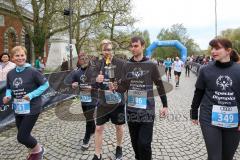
214 0 218 37
64 0 73 70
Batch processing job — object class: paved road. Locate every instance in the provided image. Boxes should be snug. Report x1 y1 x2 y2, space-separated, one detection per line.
0 70 239 160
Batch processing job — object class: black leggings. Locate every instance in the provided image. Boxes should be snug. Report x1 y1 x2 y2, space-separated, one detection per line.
200 123 240 160
185 65 190 76
165 67 172 78
82 105 95 142
128 118 154 160
15 114 39 148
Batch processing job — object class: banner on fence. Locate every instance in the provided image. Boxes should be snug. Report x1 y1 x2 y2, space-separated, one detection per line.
0 70 76 129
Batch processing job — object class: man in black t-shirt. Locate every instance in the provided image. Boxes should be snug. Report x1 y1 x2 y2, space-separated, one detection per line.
111 36 168 160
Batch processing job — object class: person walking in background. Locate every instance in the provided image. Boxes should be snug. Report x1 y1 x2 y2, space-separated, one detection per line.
185 57 191 77
190 38 240 160
2 46 49 160
173 57 184 87
163 57 173 80
0 52 16 82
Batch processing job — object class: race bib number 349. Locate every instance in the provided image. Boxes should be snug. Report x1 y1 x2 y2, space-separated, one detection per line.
211 105 238 128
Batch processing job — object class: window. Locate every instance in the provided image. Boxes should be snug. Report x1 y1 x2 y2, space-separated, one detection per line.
0 15 4 26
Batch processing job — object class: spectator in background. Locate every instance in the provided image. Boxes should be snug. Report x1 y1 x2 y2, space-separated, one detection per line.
185 58 191 77
230 50 240 64
157 59 160 66
39 59 45 73
190 55 194 69
34 56 42 71
61 58 69 71
0 52 16 82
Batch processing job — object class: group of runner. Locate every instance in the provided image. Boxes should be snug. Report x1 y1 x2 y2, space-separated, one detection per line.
73 37 168 160
2 37 240 160
163 56 186 87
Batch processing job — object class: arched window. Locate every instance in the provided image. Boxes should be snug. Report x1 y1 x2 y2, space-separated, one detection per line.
8 32 16 52
3 27 19 53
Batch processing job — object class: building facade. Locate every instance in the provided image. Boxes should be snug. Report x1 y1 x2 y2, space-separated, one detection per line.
0 0 34 62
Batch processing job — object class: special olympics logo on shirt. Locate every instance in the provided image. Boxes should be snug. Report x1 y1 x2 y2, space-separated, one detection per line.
13 77 23 88
132 68 144 79
126 67 149 79
216 75 232 90
80 75 87 83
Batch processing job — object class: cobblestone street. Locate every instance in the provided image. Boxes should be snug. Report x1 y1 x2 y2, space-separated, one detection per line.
0 71 240 160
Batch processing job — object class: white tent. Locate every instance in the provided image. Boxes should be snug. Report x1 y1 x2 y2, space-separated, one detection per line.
45 36 78 71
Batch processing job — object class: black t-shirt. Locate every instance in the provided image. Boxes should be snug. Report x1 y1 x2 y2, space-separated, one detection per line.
119 57 167 112
96 57 126 107
196 61 240 125
72 66 98 106
7 67 47 115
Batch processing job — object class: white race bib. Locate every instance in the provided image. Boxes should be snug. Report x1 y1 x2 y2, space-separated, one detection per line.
212 105 238 128
104 90 121 104
128 90 147 109
79 91 92 103
13 99 30 114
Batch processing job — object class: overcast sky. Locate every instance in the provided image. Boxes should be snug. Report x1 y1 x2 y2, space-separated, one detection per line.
132 0 240 50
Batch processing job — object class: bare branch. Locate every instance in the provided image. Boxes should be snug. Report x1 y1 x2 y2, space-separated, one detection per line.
10 0 34 39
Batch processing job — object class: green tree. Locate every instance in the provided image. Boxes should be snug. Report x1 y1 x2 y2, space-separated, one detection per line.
142 30 151 49
73 0 136 53
95 0 136 50
155 23 200 59
11 0 106 57
220 27 240 53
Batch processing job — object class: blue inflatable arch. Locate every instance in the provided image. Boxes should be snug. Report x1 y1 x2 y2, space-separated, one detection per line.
145 40 187 62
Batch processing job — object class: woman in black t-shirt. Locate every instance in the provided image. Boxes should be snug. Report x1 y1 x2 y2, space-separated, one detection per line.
3 46 49 160
190 38 240 160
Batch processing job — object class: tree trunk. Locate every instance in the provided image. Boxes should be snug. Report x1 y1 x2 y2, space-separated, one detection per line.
32 30 46 58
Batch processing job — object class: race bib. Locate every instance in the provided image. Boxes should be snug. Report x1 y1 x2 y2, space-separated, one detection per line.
13 99 30 114
128 90 147 109
212 105 238 128
104 90 121 104
79 91 92 103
